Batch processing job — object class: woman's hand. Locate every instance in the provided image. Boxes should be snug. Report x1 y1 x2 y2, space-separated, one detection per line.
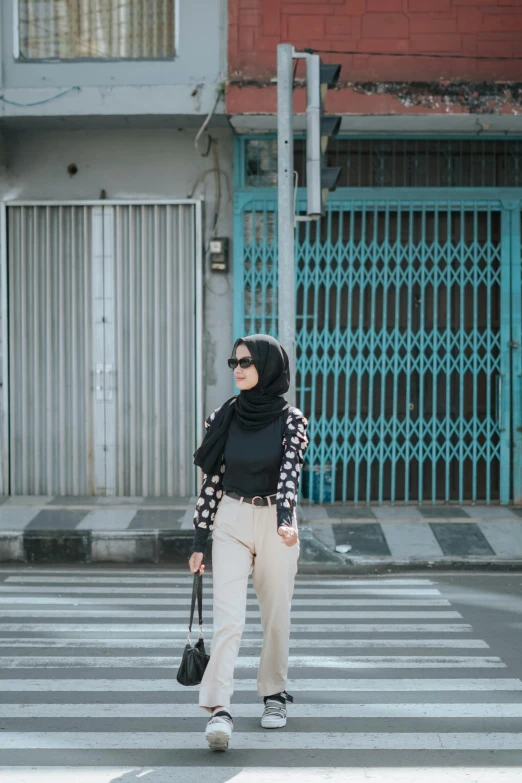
278 526 299 547
188 552 205 574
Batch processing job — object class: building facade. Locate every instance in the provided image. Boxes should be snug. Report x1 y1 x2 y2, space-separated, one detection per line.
1 0 522 506
228 0 522 506
0 0 233 499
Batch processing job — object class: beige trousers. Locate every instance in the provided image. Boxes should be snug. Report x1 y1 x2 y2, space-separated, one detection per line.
199 492 300 711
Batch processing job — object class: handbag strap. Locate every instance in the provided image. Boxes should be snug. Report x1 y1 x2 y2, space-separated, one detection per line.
187 571 204 643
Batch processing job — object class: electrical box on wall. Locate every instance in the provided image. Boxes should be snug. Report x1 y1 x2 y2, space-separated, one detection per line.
209 237 229 272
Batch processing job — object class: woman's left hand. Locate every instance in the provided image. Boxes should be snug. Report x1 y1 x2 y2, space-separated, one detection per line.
278 526 299 547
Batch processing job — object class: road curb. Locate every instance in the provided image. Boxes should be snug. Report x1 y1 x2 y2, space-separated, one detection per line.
0 530 195 564
2 528 522 572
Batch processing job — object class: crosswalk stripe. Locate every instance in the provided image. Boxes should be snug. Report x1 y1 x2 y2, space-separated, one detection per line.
1 732 522 749
0 623 473 632
2 574 436 585
0 767 516 783
0 597 451 607
0 638 490 649
2 678 519 692
1 702 520 718
0 587 444 596
0 609 463 618
0 655 505 669
1 569 521 773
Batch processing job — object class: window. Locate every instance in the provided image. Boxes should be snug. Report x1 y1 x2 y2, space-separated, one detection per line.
243 138 522 188
17 0 176 60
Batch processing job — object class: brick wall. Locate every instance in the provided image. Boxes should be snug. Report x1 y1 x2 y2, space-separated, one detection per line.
229 0 522 85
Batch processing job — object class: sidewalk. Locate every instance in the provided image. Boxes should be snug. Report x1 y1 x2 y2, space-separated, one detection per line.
1 495 522 570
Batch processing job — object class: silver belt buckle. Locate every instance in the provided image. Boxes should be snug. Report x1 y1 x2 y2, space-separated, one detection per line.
252 495 263 506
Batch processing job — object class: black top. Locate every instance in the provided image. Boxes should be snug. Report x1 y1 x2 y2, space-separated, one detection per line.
222 411 285 497
191 405 309 554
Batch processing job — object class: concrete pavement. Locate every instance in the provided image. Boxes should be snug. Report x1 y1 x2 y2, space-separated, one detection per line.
1 496 522 568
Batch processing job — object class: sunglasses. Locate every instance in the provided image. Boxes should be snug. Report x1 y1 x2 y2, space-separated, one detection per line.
228 357 255 370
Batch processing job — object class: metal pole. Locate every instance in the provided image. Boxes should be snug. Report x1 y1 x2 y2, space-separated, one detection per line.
277 43 296 407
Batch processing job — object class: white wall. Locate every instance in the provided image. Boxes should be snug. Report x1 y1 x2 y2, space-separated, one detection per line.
1 0 227 98
1 126 234 415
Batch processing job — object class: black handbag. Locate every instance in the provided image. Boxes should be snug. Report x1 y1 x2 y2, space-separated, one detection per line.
176 571 210 686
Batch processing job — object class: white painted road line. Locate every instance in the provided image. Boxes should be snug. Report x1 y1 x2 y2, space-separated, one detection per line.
0 638 490 649
0 586 444 596
0 610 463 618
2 575 436 585
0 767 519 783
2 702 522 718
2 678 519 692
2 732 522 749
0 597 451 607
0 655 504 669
0 623 473 633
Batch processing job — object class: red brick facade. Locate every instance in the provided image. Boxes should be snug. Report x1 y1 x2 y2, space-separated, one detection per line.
228 0 522 115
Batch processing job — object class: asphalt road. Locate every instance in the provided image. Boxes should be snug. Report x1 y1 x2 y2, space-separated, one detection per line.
0 565 521 782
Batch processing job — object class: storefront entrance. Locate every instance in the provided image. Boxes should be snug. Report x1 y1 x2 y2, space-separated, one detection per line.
234 138 522 504
1 200 202 497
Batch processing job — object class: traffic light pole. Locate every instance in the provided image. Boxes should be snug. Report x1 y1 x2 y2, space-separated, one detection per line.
277 44 340 408
277 43 297 408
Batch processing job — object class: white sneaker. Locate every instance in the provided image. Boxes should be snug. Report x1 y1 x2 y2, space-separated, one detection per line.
205 709 233 751
261 691 293 729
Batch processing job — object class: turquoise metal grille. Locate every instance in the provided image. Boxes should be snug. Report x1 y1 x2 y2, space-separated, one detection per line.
295 202 504 504
244 138 522 189
512 207 522 505
236 200 279 337
235 193 515 504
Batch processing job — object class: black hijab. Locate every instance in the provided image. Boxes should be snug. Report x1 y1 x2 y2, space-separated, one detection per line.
193 333 291 475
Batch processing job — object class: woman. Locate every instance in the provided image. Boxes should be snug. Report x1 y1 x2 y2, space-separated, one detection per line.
188 333 309 751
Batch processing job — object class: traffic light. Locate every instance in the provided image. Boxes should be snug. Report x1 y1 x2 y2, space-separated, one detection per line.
305 54 342 218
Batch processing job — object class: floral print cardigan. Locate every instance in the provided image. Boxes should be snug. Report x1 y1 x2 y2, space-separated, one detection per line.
192 405 309 553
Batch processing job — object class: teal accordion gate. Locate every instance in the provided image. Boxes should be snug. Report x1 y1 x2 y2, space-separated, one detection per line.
234 191 522 505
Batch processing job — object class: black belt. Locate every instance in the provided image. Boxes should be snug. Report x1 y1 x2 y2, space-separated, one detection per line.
225 491 277 507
